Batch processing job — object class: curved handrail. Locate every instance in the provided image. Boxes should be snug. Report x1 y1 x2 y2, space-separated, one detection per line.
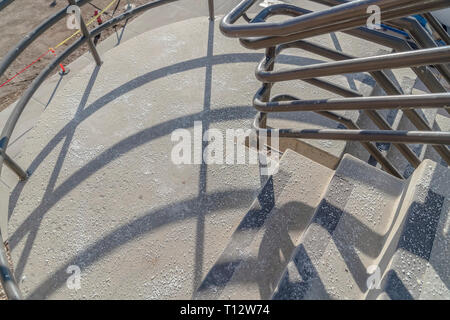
271 0 450 87
0 0 185 299
0 0 94 78
219 0 450 38
237 1 450 157
232 3 449 96
0 0 14 12
255 46 450 82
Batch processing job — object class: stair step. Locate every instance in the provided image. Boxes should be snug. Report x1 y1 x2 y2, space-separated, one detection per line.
369 160 450 299
272 154 405 299
195 149 334 299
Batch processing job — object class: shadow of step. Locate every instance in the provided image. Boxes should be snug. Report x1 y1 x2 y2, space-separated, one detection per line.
194 149 334 299
272 154 405 299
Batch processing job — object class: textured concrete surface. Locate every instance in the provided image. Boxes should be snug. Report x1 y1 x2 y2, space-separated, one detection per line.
1 0 254 185
273 154 406 299
271 154 450 300
195 149 333 300
1 0 258 241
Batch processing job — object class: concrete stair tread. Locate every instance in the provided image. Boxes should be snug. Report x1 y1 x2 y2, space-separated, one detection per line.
272 154 406 299
195 149 334 300
272 154 450 300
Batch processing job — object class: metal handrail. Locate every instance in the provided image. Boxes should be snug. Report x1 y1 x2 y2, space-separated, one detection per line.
221 0 450 180
255 46 450 82
220 0 450 38
0 0 218 299
237 1 450 166
234 4 449 95
298 0 450 83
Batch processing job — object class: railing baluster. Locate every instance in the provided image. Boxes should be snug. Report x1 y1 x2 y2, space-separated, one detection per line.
208 0 215 21
0 149 28 180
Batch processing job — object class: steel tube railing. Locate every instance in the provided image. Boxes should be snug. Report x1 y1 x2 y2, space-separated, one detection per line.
423 12 450 45
252 116 450 145
235 3 449 96
258 15 450 165
256 46 450 83
253 93 450 113
222 0 450 180
0 0 94 78
298 0 450 85
386 17 450 84
265 40 423 169
220 0 450 38
269 94 404 178
310 0 450 47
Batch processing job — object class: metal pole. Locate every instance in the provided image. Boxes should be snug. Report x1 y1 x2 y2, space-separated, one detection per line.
423 12 450 45
0 149 28 180
68 0 102 66
126 0 133 11
0 237 21 300
208 0 214 21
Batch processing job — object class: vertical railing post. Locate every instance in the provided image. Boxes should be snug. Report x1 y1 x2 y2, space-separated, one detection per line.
0 149 28 180
208 0 215 21
67 0 102 66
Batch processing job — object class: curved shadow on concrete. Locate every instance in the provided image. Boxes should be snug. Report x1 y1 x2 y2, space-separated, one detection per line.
7 32 374 298
24 188 258 299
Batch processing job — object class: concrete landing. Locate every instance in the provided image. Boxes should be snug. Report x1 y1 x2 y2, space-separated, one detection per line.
195 149 334 300
8 10 363 299
8 17 270 299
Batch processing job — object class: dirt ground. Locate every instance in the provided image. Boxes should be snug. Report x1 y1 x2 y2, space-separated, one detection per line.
0 0 151 112
0 0 152 300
